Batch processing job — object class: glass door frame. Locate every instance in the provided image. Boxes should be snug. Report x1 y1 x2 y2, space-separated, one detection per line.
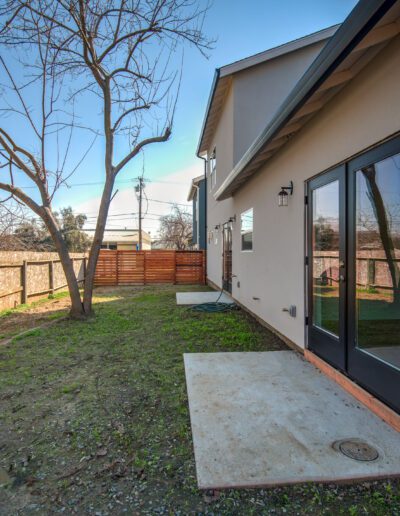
307 165 347 371
347 136 400 413
222 221 233 293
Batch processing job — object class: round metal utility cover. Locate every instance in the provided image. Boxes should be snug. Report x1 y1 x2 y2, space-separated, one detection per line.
336 439 379 462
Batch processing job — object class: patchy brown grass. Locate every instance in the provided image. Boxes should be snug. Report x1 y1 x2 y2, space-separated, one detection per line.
0 286 399 515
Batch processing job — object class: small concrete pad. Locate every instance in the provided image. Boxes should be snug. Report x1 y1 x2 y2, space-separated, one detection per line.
184 351 400 489
176 291 234 305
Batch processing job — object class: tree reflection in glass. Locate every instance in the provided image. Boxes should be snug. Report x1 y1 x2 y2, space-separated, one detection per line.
356 152 400 370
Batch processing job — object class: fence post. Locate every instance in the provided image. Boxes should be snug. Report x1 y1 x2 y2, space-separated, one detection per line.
49 260 55 295
21 260 28 304
143 251 146 285
115 251 119 286
366 258 375 289
83 256 86 285
202 250 206 285
173 251 177 285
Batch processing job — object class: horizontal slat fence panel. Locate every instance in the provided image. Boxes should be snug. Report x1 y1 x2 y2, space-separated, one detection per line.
94 250 205 286
94 251 117 286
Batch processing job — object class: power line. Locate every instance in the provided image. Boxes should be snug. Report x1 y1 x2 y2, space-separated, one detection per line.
17 177 189 190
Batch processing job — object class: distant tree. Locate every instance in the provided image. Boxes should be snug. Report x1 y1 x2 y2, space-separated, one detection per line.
1 206 91 252
362 165 400 304
158 205 192 250
13 219 53 251
0 0 212 317
56 207 91 253
0 201 28 250
314 217 336 251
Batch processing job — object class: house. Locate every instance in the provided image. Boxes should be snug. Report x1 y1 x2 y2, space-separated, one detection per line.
196 0 400 415
187 175 207 250
97 229 152 250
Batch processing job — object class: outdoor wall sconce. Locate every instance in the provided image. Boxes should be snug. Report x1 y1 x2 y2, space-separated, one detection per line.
214 224 220 230
278 181 293 207
228 215 236 223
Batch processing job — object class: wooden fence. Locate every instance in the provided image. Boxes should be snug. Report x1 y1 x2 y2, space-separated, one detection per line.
94 250 206 286
0 254 86 310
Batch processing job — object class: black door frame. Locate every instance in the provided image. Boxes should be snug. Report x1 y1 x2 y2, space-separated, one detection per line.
307 165 347 372
347 136 400 413
222 222 233 293
306 134 400 414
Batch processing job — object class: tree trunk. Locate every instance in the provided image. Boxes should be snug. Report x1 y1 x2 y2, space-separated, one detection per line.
42 207 84 318
362 167 400 304
82 173 115 314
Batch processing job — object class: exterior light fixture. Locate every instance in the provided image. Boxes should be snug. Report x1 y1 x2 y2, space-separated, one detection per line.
228 215 236 223
214 224 220 230
278 181 293 207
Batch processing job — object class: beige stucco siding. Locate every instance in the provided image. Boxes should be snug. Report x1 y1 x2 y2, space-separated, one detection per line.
232 40 326 165
206 85 235 286
228 34 400 349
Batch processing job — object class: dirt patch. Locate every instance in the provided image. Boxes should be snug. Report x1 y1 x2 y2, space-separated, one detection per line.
0 295 72 342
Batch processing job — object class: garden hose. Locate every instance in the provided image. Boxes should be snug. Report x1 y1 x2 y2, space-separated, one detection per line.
189 289 238 313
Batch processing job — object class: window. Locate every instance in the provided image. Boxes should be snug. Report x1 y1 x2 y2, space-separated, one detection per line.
241 208 253 251
209 148 216 190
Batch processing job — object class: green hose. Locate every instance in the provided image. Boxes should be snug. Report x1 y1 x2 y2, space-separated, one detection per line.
190 301 237 312
189 289 237 312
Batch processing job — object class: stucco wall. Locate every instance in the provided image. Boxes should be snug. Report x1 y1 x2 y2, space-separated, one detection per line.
233 40 326 165
206 85 235 286
227 34 400 348
205 39 328 288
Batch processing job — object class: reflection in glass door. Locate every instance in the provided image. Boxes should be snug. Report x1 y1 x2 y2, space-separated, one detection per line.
222 222 232 293
308 138 400 413
312 180 340 337
355 157 400 370
348 141 400 413
308 166 346 371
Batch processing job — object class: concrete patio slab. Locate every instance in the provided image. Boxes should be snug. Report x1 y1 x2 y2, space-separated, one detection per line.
176 291 234 305
184 351 400 489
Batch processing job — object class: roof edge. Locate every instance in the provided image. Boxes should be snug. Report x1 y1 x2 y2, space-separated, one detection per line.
219 24 339 78
196 24 339 157
215 0 398 201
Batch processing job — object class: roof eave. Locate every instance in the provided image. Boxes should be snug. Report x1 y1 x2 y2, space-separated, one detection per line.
196 68 220 157
215 0 398 201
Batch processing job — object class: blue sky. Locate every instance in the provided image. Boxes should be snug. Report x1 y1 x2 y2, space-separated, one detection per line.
1 0 359 234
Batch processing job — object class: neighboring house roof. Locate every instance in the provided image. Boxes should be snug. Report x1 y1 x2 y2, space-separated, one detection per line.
215 0 400 200
88 229 151 243
187 175 205 201
196 24 339 157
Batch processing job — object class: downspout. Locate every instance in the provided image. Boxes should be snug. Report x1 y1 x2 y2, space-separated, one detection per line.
198 155 207 251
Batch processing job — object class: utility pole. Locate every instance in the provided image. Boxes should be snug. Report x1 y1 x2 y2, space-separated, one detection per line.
135 177 145 250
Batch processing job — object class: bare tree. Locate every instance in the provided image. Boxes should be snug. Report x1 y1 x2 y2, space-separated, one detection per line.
362 166 400 304
158 205 192 249
0 0 211 317
0 201 28 250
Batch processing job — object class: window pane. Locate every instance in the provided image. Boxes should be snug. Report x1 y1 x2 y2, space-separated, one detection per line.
241 208 253 251
355 152 400 370
312 181 340 336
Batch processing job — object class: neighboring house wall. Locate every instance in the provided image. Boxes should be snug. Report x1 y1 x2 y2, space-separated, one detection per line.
192 195 198 247
232 40 327 164
227 34 400 349
198 179 207 250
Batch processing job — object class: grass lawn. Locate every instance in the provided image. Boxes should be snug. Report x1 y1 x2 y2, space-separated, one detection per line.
0 285 399 515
